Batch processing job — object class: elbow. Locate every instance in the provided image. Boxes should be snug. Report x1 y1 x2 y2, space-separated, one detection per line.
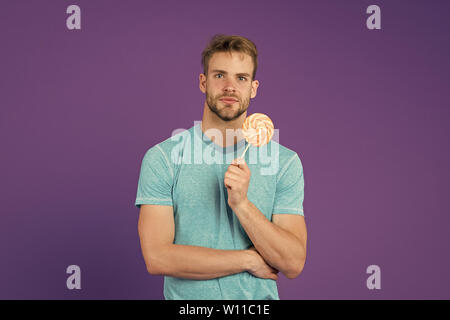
146 263 162 276
283 255 306 279
284 243 307 279
141 242 174 276
144 249 168 276
284 266 303 279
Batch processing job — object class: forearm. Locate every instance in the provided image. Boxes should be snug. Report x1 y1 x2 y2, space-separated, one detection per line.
147 244 252 280
233 200 306 278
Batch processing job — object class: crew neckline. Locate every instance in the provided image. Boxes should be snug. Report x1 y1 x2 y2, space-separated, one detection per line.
194 122 247 155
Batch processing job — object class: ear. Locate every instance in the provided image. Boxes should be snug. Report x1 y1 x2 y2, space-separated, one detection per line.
250 79 259 99
199 73 207 94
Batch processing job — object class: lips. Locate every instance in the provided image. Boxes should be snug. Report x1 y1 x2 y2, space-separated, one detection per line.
220 97 238 103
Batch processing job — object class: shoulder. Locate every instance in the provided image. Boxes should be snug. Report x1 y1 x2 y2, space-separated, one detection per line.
141 126 194 164
270 140 304 181
272 140 301 162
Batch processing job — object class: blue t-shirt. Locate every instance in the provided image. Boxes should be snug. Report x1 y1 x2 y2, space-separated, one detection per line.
135 122 305 300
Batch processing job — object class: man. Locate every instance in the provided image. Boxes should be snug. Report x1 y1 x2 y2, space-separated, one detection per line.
135 34 307 300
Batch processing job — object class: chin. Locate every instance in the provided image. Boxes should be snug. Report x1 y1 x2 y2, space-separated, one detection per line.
223 112 245 122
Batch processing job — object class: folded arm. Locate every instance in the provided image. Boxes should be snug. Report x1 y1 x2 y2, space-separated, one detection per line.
224 159 308 279
232 200 307 279
137 204 278 280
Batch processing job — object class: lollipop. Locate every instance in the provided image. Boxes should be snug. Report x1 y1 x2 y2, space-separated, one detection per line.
240 113 274 159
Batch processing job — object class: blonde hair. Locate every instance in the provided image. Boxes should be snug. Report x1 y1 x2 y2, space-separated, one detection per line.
201 34 258 80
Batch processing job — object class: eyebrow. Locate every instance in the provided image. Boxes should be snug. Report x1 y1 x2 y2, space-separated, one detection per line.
210 69 251 77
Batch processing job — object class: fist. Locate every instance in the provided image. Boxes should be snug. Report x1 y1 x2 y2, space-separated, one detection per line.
247 246 279 281
224 158 251 209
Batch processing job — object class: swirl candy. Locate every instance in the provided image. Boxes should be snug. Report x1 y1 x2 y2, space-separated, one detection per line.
242 113 274 147
239 113 274 159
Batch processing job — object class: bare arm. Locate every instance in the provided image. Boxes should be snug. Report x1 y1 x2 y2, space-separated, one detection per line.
137 204 278 280
225 159 307 279
233 200 307 279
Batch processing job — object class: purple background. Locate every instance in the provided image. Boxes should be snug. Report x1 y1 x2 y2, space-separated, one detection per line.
1 0 449 299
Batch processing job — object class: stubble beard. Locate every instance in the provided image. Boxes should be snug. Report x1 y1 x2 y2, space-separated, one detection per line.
205 88 251 122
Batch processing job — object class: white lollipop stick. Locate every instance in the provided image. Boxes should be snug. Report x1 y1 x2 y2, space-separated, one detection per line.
239 143 250 159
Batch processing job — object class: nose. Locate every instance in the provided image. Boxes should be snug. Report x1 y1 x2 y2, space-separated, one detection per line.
223 78 236 93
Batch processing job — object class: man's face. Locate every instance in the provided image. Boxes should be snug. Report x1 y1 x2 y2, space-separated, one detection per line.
200 51 259 122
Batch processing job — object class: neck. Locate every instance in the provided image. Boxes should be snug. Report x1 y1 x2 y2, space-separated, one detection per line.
201 103 246 148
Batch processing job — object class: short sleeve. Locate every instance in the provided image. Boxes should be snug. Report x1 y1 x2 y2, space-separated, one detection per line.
135 145 174 208
272 153 305 216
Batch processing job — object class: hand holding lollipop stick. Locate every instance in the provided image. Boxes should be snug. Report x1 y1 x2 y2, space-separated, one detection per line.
240 113 275 159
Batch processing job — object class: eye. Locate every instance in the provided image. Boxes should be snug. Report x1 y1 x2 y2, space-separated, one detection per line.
215 73 224 79
238 76 247 81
